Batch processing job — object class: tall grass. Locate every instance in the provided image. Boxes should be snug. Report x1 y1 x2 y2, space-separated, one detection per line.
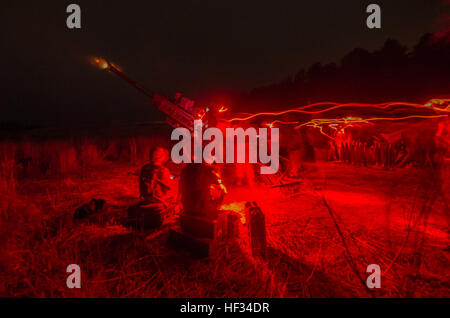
0 135 165 180
0 142 17 194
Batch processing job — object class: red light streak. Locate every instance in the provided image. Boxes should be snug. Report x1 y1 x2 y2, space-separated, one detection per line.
265 120 300 128
218 106 229 113
226 99 449 139
296 115 448 139
228 99 450 123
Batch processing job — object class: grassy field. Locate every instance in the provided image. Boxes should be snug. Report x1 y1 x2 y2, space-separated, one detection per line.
0 132 448 297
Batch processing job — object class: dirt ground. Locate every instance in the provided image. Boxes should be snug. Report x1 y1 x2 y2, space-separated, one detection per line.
1 161 448 297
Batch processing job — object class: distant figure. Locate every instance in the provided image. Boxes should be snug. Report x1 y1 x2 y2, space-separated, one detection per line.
327 140 337 162
128 147 177 230
235 163 256 187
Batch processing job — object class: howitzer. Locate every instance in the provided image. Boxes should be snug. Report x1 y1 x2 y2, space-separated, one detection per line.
94 57 215 131
93 58 299 188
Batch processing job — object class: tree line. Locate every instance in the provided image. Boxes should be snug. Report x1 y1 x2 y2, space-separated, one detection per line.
239 32 450 112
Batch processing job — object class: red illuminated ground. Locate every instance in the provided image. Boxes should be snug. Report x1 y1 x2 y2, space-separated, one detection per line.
1 160 448 297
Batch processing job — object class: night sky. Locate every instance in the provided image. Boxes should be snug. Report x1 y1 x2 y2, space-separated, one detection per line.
1 0 447 126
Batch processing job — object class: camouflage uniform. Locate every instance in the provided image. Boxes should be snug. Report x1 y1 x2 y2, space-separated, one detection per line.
128 147 177 230
139 163 173 204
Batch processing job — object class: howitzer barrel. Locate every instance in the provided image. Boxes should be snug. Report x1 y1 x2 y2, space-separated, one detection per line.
107 63 154 99
94 57 201 131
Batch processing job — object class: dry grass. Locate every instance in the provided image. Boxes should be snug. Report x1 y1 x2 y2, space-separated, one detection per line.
0 133 448 298
0 135 286 297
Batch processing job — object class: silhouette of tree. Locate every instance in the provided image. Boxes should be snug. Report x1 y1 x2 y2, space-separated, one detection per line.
241 32 450 112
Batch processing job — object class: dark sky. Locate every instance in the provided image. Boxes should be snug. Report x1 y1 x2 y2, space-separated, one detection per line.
0 0 446 126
